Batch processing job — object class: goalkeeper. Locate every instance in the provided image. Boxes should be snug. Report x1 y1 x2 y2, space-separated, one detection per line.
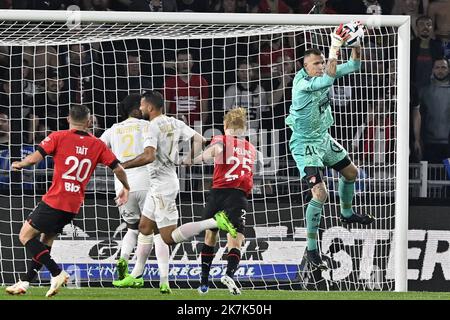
285 22 375 270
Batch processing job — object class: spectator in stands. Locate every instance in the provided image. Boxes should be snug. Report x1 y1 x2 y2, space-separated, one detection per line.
427 0 450 40
0 79 9 115
365 0 391 14
176 0 209 11
355 45 385 88
20 59 39 128
82 0 131 10
293 0 311 13
0 46 9 71
311 0 337 14
223 59 269 133
442 39 450 61
0 111 10 188
352 89 395 170
428 0 450 60
88 114 103 137
117 51 151 101
64 43 96 105
270 54 297 156
392 0 428 14
35 68 70 132
411 16 444 95
0 1 12 9
420 58 450 163
129 0 177 11
32 120 53 145
164 49 209 129
328 0 392 14
87 0 113 10
333 0 386 14
0 112 9 149
236 0 251 12
14 0 64 9
22 59 39 107
0 112 52 190
0 71 35 142
392 0 423 39
259 34 295 84
410 84 422 162
269 54 298 115
216 0 239 12
3 61 45 145
23 45 58 83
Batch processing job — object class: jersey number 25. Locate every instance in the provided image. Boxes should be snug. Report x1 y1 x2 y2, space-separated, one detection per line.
225 156 251 181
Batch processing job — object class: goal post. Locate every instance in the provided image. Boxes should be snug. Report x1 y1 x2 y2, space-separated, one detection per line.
0 10 409 292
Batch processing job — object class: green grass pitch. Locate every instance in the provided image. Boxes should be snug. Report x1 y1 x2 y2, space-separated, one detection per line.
1 287 450 300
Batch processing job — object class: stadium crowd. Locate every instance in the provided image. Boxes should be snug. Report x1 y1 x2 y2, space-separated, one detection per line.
0 0 449 190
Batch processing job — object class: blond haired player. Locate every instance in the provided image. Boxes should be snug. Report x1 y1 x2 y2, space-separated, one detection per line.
173 107 262 295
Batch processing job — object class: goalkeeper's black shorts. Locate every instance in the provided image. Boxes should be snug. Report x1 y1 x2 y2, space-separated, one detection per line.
202 188 248 234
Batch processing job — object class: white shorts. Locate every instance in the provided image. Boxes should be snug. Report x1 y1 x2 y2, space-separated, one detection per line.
118 190 147 225
142 190 179 229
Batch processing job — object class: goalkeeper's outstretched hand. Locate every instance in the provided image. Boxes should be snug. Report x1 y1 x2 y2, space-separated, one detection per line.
329 24 351 59
330 24 351 48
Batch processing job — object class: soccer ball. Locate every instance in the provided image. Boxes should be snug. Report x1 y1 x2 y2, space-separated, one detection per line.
342 21 365 47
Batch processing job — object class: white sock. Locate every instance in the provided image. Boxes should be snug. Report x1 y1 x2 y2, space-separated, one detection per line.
120 228 138 261
154 234 170 286
171 218 217 243
130 233 153 278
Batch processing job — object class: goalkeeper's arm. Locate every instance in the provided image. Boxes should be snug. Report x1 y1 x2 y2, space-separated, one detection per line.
335 46 362 78
327 23 351 77
332 21 363 78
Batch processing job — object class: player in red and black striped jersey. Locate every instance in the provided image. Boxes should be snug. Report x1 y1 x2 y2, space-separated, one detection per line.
170 108 263 295
6 105 130 297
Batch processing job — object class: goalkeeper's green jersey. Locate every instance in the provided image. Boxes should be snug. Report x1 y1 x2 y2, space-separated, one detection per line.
285 58 361 141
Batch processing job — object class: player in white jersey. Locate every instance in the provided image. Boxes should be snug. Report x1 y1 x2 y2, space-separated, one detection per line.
100 93 171 293
113 90 238 290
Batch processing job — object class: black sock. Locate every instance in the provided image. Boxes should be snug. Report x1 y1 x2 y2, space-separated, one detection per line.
226 248 241 278
200 244 215 286
22 245 52 282
25 238 60 277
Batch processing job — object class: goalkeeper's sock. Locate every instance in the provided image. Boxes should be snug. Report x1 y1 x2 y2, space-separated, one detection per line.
130 233 153 278
171 218 217 243
22 244 52 282
225 248 241 278
200 244 215 286
25 238 60 277
154 234 170 285
339 176 356 218
306 199 324 251
121 228 139 261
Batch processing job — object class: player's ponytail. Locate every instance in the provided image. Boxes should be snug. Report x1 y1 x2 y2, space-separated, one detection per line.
224 107 247 130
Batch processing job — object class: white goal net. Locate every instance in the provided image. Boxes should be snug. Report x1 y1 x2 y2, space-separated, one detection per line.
0 11 409 291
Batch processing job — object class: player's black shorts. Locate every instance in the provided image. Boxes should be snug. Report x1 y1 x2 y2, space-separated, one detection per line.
202 188 248 234
27 201 75 234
